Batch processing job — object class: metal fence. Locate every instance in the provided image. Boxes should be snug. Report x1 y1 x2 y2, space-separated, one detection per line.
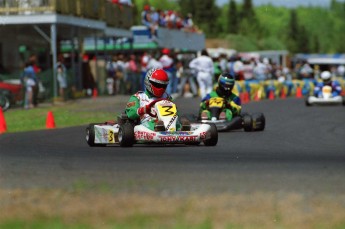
0 0 133 29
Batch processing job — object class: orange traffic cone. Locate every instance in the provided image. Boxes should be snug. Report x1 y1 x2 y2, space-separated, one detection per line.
296 86 303 98
280 88 286 99
240 92 247 104
46 111 56 129
0 107 7 134
244 91 250 103
92 88 98 99
268 90 275 100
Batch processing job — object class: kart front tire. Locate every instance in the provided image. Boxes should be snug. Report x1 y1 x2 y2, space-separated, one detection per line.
86 124 96 147
204 123 218 146
119 123 135 147
86 124 106 147
243 115 253 132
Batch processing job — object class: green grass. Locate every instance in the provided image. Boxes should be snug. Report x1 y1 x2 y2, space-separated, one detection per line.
0 219 91 229
2 102 116 133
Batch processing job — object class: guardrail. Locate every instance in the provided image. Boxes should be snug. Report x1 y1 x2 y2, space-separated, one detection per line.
0 0 133 29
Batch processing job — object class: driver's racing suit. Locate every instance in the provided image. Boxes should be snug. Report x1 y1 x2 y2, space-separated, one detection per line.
199 88 242 121
125 90 181 131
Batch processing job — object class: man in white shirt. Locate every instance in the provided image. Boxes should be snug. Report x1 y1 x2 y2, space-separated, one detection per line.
189 49 214 98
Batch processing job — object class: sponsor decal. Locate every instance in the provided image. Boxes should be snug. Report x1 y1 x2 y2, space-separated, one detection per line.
209 97 224 108
159 100 174 105
200 131 207 139
126 101 136 108
165 114 177 130
96 128 108 141
159 131 194 135
159 135 198 142
135 131 156 140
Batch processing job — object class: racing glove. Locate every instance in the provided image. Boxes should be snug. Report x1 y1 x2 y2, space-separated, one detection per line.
137 104 151 116
137 100 158 116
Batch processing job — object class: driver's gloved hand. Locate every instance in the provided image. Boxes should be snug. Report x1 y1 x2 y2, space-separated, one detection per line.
137 104 151 115
137 100 157 116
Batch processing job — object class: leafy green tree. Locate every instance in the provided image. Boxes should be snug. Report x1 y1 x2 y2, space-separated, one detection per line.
193 0 220 35
240 0 255 20
131 0 140 25
227 0 239 34
238 0 264 38
286 9 299 53
296 25 310 53
312 35 320 53
178 0 195 18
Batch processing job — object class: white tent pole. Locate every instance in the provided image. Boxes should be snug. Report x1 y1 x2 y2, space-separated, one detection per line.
50 23 58 99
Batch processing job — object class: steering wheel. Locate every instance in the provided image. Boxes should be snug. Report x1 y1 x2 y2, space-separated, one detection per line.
146 98 170 117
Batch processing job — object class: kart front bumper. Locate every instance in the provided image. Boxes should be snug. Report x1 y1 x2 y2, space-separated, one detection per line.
307 96 343 105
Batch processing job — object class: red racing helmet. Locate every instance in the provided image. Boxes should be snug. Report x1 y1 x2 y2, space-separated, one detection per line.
144 68 169 97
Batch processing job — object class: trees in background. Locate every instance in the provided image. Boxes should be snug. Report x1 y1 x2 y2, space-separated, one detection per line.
135 0 345 53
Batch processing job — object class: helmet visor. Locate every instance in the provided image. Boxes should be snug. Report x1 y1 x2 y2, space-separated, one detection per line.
150 80 168 89
219 77 234 91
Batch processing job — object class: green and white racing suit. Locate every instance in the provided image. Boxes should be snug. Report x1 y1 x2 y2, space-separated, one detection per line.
125 90 181 131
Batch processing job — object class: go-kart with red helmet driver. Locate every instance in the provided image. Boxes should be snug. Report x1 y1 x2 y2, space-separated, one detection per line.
85 68 218 147
183 72 265 132
306 70 344 106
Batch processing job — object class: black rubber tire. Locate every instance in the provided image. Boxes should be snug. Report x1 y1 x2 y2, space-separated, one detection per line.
118 123 135 147
86 124 107 147
251 113 265 131
0 95 10 112
86 124 96 147
305 97 311 106
243 115 253 132
203 123 218 146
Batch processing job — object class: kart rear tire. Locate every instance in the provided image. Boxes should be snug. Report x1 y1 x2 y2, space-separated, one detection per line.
0 95 10 112
86 124 106 147
243 115 253 132
203 123 218 146
305 97 311 106
251 113 265 131
118 123 135 147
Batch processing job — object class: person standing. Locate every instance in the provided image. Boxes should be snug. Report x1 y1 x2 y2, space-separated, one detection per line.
105 55 117 95
189 49 214 99
21 61 36 109
57 59 68 101
159 48 176 95
127 54 140 94
29 54 41 107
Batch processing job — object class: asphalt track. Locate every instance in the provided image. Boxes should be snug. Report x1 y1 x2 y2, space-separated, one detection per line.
1 97 344 195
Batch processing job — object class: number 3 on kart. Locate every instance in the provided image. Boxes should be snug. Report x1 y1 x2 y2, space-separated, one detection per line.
157 104 177 116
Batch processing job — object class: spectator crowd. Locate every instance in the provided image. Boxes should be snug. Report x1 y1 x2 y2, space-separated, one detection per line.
98 49 345 101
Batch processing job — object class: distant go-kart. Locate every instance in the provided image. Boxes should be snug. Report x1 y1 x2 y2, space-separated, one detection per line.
184 97 265 132
306 86 345 106
86 99 218 147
